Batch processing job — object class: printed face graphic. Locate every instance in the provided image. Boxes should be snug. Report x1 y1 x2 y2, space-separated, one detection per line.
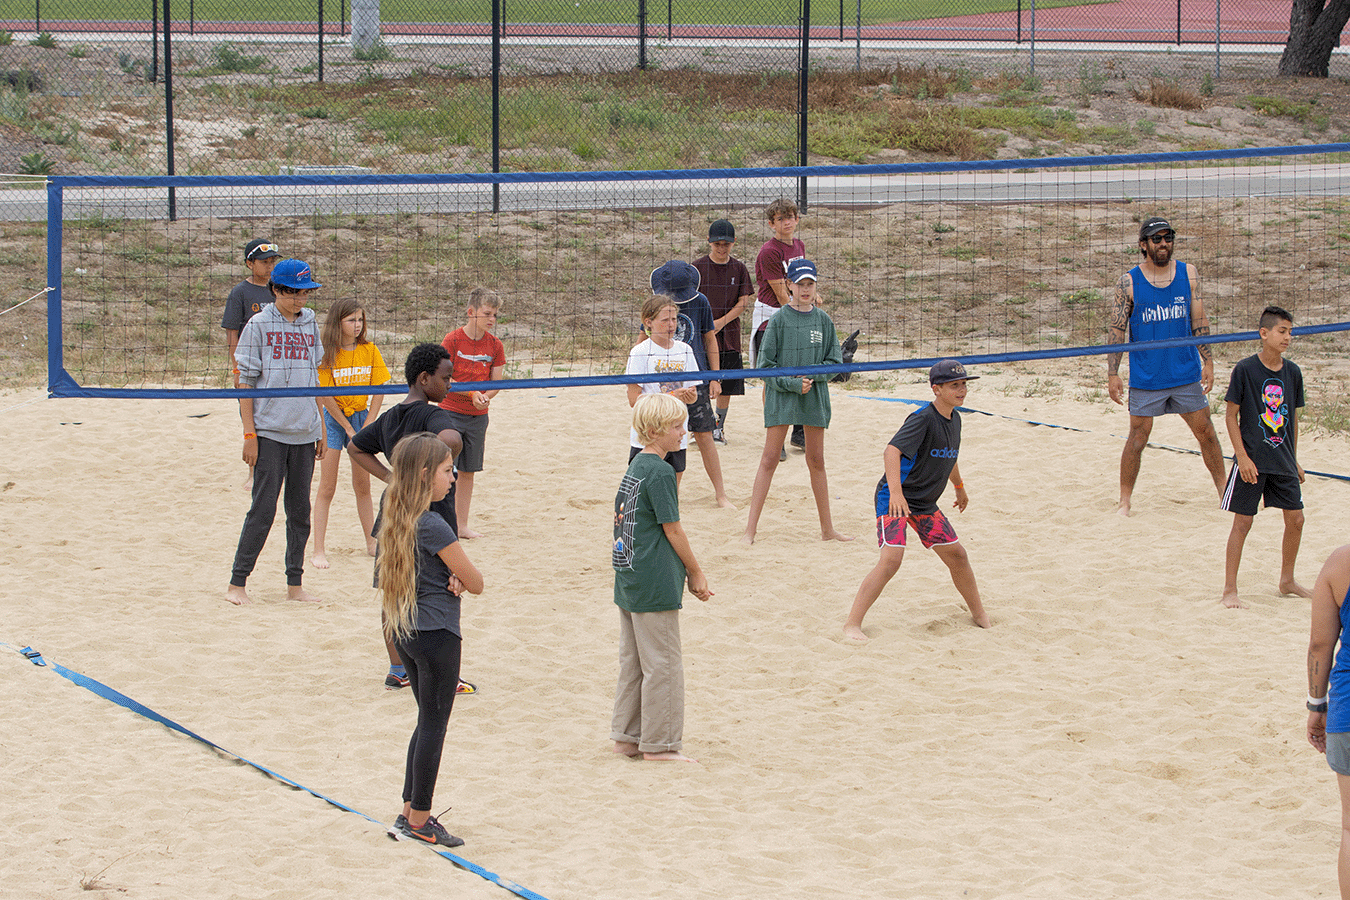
1263 382 1283 414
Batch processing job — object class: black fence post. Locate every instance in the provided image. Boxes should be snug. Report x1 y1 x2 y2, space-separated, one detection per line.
798 0 809 211
319 0 325 82
638 0 647 69
151 0 159 83
34 0 39 34
1177 0 1182 44
164 0 176 218
492 0 501 213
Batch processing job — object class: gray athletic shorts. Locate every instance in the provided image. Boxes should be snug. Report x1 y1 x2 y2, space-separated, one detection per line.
443 409 489 472
1327 731 1350 775
1128 382 1208 417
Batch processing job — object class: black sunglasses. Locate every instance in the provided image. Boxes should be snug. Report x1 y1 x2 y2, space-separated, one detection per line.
1148 233 1175 244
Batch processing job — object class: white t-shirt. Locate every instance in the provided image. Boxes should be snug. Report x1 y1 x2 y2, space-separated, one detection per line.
625 338 698 449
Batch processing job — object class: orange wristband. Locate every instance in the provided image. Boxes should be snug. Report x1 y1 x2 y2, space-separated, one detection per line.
953 482 964 489
243 432 256 439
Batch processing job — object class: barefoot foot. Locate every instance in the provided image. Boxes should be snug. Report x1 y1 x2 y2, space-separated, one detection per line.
822 530 854 543
1116 498 1131 518
972 612 992 628
739 531 755 546
1279 579 1313 599
460 528 484 540
366 540 378 558
716 495 738 510
224 584 251 606
1221 590 1248 609
843 624 868 643
613 741 641 757
311 552 330 570
287 585 323 603
642 750 697 762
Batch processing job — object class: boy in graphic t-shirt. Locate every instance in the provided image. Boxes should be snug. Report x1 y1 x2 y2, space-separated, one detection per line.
1220 305 1311 609
439 287 507 539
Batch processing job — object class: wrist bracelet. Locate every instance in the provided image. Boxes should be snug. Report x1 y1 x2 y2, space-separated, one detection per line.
1309 693 1329 712
1310 693 1328 705
243 432 256 439
954 482 964 489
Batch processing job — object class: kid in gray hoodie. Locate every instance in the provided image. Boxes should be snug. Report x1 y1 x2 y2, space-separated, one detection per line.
226 259 327 606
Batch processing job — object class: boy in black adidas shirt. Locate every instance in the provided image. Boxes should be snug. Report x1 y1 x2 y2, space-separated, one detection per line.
844 360 990 642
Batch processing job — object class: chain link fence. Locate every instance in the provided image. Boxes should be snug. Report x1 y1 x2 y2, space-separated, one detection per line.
0 1 1343 180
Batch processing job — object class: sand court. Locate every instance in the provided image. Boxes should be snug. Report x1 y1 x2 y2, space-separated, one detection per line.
2 371 1347 899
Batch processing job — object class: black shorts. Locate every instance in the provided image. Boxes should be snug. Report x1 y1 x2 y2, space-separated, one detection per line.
717 349 745 396
629 444 686 473
1221 467 1303 516
686 384 717 433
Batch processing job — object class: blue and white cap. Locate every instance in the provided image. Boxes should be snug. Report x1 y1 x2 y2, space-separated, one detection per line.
270 258 322 290
786 258 818 283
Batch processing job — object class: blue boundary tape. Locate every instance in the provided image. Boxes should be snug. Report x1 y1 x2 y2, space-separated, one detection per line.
854 397 1350 484
2 641 553 900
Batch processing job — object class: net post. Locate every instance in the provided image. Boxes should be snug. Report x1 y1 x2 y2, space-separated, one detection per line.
45 180 71 397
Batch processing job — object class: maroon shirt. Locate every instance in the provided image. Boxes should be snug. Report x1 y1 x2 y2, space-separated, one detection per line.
693 254 753 353
755 237 806 310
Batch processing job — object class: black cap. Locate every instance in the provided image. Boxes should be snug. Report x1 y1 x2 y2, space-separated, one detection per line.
1139 217 1174 240
929 359 980 385
708 219 735 243
246 239 281 261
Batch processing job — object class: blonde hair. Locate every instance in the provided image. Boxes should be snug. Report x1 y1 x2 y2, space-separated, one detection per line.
468 286 501 310
640 294 677 326
632 392 686 445
319 297 369 370
378 433 452 644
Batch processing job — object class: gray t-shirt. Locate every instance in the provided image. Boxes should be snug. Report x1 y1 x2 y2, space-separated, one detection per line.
879 402 962 516
414 510 462 636
221 280 273 332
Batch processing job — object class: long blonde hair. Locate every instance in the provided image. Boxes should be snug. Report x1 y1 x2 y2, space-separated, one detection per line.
378 432 451 643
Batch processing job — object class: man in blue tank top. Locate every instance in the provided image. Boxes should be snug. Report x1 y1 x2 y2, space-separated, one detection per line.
1106 216 1227 516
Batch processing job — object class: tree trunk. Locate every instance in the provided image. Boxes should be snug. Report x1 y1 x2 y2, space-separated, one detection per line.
1278 0 1350 77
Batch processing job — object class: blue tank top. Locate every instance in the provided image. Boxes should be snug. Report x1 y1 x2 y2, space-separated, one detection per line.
1128 261 1200 391
1328 583 1350 733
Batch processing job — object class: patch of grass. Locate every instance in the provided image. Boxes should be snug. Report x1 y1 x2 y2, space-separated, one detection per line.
30 31 57 49
19 151 55 175
1077 60 1106 106
1131 79 1205 111
3 69 42 93
0 31 12 46
352 38 395 62
1061 288 1102 306
205 43 266 74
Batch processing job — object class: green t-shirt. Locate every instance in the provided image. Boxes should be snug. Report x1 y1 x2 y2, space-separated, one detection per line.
759 304 842 428
612 452 685 613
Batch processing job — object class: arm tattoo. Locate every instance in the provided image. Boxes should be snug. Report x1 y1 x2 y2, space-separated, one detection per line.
1107 274 1131 376
1192 322 1212 362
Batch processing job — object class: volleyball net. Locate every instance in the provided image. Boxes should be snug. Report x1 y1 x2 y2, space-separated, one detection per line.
32 143 1350 400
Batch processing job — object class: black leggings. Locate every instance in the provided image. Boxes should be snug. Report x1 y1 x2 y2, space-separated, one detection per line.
396 628 462 811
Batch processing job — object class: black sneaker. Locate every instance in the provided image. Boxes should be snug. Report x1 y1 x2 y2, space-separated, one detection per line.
384 671 410 690
388 814 410 841
405 814 464 847
790 425 806 449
